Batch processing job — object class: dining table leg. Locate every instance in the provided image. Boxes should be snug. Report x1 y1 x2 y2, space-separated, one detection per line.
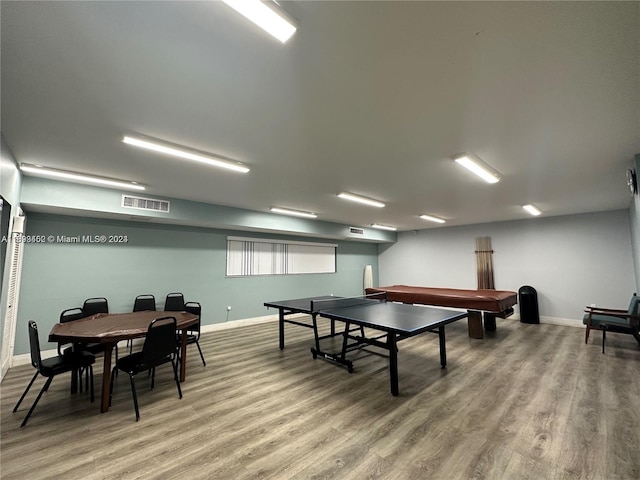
70 343 79 394
179 330 188 382
100 343 114 413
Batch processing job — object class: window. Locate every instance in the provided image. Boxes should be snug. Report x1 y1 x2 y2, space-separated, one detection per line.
226 236 337 276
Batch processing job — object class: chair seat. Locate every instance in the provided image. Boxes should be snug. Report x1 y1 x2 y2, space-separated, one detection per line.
116 351 173 375
582 313 632 328
63 343 106 356
176 333 199 344
82 343 107 354
41 351 95 377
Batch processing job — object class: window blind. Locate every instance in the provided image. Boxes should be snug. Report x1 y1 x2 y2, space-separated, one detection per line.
226 237 337 276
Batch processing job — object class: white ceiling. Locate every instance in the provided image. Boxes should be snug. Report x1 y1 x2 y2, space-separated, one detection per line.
2 1 639 231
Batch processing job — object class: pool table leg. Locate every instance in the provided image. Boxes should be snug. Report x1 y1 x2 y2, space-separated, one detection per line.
467 311 484 339
483 312 497 331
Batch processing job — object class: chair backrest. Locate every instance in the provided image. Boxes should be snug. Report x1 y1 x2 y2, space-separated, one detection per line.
27 321 43 371
164 293 185 312
133 294 156 312
628 293 639 316
83 297 109 316
184 301 201 334
141 316 178 366
60 307 86 323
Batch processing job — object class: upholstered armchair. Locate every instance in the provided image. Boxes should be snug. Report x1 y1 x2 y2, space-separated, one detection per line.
583 293 640 353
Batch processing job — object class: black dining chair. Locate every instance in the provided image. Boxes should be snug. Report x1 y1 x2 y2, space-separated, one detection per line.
109 316 182 421
133 294 156 312
58 307 93 390
58 307 87 356
62 306 116 359
14 321 95 427
63 302 119 374
83 297 109 316
164 293 185 312
129 295 157 353
177 301 206 368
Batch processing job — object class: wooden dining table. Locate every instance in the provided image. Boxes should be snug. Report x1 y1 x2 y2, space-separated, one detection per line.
49 310 198 413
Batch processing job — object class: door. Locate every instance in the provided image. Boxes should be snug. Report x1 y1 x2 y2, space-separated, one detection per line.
1 214 25 380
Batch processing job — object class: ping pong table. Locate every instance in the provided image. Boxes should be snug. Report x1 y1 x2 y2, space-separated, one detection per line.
264 295 468 395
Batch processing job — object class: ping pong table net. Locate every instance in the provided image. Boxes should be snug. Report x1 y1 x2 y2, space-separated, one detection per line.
310 292 387 312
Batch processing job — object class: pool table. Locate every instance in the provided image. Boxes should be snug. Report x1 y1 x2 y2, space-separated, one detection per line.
365 285 517 338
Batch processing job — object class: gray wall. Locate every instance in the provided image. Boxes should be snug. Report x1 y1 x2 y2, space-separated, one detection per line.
378 210 636 322
13 213 379 355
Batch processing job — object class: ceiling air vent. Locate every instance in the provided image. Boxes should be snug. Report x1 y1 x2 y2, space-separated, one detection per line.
122 195 170 213
349 227 364 235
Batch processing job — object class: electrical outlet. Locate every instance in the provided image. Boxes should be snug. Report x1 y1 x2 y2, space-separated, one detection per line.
227 306 232 311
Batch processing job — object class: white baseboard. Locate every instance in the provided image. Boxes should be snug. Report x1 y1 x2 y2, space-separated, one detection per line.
8 313 582 368
1 357 10 382
539 316 583 328
12 348 59 367
201 314 280 333
511 313 583 328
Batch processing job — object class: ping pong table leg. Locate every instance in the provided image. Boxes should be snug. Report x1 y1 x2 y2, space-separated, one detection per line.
311 313 321 352
388 334 399 396
310 318 354 373
340 321 351 361
438 325 447 368
278 309 285 350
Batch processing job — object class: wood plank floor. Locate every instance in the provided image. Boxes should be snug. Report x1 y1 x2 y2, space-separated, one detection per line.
1 317 639 480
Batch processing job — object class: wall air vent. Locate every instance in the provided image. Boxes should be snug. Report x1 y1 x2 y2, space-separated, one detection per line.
122 195 170 213
349 227 365 235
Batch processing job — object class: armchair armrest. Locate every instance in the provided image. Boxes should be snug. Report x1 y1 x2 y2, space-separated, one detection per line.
584 306 627 314
584 307 630 320
584 308 640 326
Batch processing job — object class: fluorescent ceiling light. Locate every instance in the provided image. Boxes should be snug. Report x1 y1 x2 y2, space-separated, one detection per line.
270 207 317 219
20 164 145 191
338 192 385 208
123 135 249 174
371 224 397 231
523 204 541 216
222 0 297 43
453 154 501 184
420 214 446 224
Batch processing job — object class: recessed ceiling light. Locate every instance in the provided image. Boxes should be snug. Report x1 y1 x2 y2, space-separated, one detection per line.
123 135 249 174
420 214 446 224
270 207 317 219
522 204 541 216
452 153 501 184
338 192 385 208
222 0 297 43
20 164 145 191
371 224 397 231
